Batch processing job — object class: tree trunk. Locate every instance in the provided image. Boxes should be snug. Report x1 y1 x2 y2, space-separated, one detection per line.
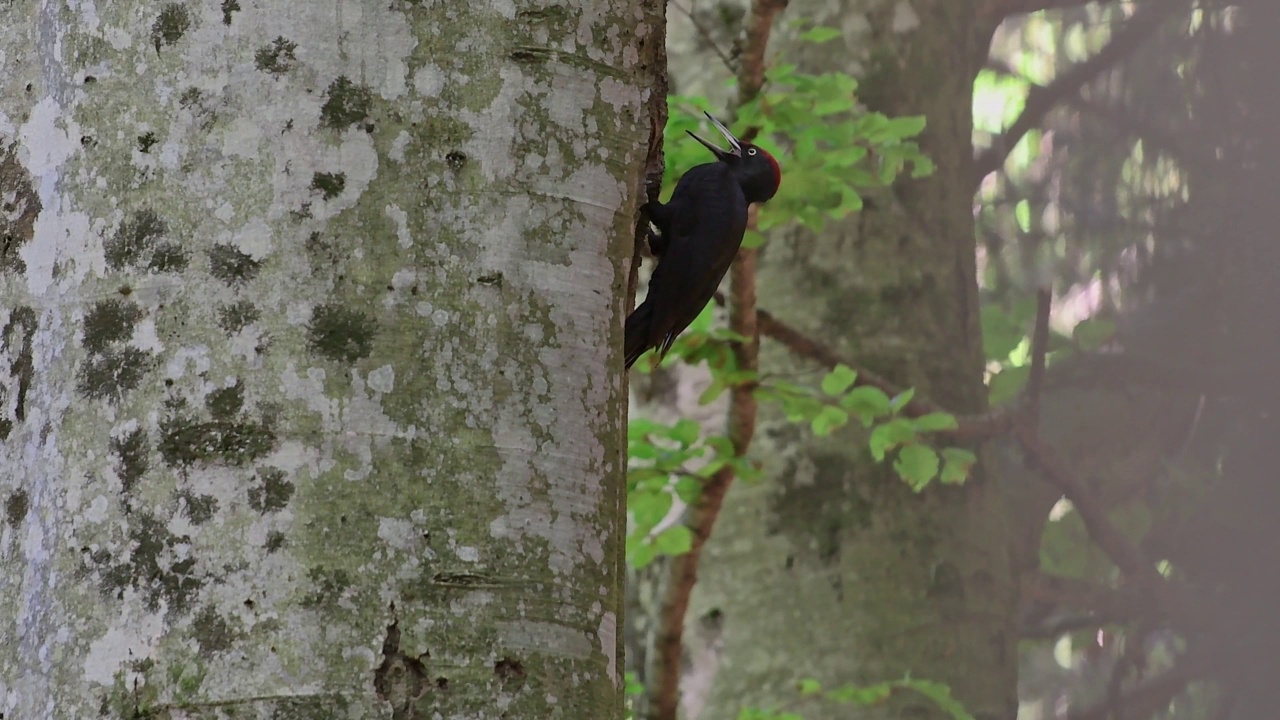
1170 4 1280 715
0 1 657 717
684 2 1018 719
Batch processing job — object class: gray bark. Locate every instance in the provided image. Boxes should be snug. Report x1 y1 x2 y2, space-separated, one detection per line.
0 1 655 717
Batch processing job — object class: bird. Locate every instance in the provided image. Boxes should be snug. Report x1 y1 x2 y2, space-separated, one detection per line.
624 111 782 369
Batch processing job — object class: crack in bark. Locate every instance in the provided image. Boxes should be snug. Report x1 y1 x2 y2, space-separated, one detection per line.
373 607 429 719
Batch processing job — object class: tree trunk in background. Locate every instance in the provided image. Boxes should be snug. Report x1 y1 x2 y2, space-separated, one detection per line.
1172 4 1280 715
684 2 1018 719
0 1 656 717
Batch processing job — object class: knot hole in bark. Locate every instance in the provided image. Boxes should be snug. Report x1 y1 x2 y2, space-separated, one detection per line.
374 613 430 717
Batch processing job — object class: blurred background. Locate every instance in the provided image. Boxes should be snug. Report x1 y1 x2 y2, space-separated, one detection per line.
626 1 1279 718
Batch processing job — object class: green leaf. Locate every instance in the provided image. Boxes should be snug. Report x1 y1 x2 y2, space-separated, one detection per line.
781 394 823 423
630 490 673 528
812 405 850 436
828 145 868 168
814 95 855 116
627 538 657 568
699 378 728 405
674 475 702 502
1072 317 1116 352
798 678 823 696
1039 503 1092 578
654 525 693 555
705 435 734 458
840 385 892 420
988 365 1029 405
884 115 927 138
799 26 842 44
685 300 717 334
625 671 644 697
629 469 668 492
741 229 767 249
821 364 858 396
939 447 977 484
889 388 916 413
671 419 700 446
894 444 939 490
628 440 659 460
1015 199 1032 233
825 681 892 704
913 412 959 433
896 679 976 720
868 417 916 461
980 305 1026 361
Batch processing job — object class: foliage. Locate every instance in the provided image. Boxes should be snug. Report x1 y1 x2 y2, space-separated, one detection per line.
738 676 974 720
626 416 759 568
629 355 975 565
756 364 976 490
628 27 959 566
661 62 933 238
980 297 1117 404
624 671 643 720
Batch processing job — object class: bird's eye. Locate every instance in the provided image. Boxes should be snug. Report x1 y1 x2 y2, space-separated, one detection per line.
747 148 757 156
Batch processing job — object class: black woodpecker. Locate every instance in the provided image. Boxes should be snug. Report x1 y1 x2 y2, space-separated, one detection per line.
625 112 782 369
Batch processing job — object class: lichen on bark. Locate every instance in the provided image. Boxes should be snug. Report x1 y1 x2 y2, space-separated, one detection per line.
1 0 652 717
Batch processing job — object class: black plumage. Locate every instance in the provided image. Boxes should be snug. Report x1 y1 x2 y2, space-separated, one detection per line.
625 112 782 369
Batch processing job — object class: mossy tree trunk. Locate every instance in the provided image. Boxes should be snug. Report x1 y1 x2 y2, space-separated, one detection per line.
0 1 658 717
683 2 1018 719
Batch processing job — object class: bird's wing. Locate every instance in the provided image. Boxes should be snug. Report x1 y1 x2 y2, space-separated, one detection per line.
644 163 748 352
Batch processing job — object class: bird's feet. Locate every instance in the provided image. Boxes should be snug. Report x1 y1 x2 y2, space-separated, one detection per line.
639 201 670 256
645 226 667 256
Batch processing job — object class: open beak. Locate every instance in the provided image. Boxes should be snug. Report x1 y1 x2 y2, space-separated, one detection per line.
686 111 742 160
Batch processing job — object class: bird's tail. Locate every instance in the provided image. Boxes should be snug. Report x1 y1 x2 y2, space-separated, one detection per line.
624 301 654 369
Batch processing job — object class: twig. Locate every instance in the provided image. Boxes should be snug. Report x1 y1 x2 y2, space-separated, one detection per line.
1065 650 1213 720
647 3 786 719
972 1 1180 184
736 296 1015 440
1068 94 1210 170
1020 571 1151 620
671 0 736 73
1025 286 1052 433
1014 424 1165 592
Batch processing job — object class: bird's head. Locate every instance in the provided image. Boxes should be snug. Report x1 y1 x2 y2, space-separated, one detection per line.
688 112 782 205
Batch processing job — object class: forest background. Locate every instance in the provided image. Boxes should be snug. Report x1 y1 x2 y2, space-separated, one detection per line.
627 1 1275 719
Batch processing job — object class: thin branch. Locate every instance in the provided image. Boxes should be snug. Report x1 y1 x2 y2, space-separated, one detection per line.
1014 424 1166 593
647 3 786 719
1021 571 1151 619
1025 286 1052 433
671 0 736 73
1021 613 1124 639
1068 94 1211 170
747 300 1015 440
1065 652 1214 720
972 1 1180 184
1105 631 1148 720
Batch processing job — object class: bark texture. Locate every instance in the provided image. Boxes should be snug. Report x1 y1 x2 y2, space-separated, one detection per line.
684 1 1018 719
0 1 656 717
